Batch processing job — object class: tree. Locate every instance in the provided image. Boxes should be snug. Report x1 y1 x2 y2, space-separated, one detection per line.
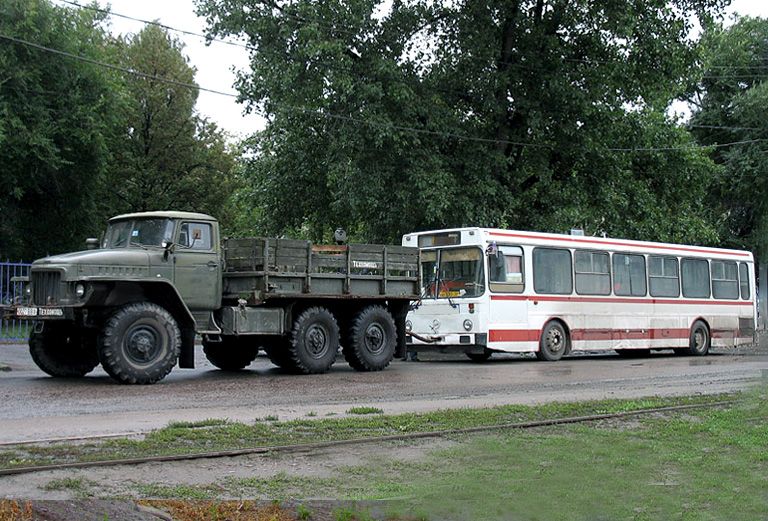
104 24 237 225
0 0 116 260
197 0 724 244
689 16 768 259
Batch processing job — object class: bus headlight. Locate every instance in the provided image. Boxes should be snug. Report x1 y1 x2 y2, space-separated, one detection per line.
405 320 412 333
75 283 86 298
463 319 473 331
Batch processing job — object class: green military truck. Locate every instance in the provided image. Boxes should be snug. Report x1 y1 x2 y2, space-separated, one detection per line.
5 211 420 384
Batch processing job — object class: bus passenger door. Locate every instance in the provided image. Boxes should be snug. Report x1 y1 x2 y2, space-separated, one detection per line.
487 245 532 351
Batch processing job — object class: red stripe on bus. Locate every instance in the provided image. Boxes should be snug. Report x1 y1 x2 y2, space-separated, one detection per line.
488 231 752 258
489 329 541 342
490 328 750 343
490 295 753 306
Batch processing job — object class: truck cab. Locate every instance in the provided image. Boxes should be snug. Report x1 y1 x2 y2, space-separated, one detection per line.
11 211 222 384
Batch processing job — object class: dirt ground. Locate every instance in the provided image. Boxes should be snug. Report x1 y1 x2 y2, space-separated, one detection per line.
1 437 454 520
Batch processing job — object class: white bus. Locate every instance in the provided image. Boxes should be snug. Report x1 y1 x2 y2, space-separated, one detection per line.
401 228 756 361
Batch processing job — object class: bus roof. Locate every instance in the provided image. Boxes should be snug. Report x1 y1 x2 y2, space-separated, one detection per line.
402 227 753 261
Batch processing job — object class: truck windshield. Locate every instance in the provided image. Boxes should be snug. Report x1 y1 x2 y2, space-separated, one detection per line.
103 219 175 249
420 247 485 299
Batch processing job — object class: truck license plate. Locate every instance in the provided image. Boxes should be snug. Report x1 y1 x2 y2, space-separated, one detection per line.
16 307 65 317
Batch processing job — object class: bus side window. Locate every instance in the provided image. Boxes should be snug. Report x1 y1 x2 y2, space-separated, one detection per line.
533 248 572 295
649 256 680 298
712 260 739 300
489 246 524 293
739 263 751 300
575 250 610 295
681 258 711 299
613 253 647 296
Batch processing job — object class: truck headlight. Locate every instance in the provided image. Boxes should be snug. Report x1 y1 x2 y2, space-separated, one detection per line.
75 283 86 298
463 319 473 331
405 320 412 333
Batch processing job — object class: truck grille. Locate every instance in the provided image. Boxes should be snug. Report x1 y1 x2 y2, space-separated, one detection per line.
31 271 62 305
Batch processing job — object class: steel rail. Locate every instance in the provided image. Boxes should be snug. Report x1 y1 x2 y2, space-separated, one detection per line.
0 400 733 477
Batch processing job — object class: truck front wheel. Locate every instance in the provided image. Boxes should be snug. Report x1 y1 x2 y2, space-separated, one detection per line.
344 305 396 371
29 323 99 378
289 307 339 374
202 336 259 371
99 302 180 384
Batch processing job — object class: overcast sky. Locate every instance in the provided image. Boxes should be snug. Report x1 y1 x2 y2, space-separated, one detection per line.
81 0 768 138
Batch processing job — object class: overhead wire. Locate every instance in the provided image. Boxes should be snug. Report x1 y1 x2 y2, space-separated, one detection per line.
5 2 768 153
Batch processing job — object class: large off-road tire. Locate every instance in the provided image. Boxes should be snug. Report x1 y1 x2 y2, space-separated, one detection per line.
536 320 568 361
99 302 180 384
202 336 259 371
289 307 339 374
28 323 99 377
344 305 396 372
261 335 297 371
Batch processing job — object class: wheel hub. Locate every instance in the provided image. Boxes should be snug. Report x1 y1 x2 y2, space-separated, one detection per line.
126 326 159 363
546 330 564 353
364 324 385 355
306 325 329 358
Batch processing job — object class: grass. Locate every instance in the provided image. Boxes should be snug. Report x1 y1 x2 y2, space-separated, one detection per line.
0 394 734 471
347 406 384 415
2 389 767 520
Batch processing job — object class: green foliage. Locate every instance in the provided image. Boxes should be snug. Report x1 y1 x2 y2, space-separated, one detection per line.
0 1 239 261
103 24 239 227
690 16 768 260
0 0 116 260
198 0 724 244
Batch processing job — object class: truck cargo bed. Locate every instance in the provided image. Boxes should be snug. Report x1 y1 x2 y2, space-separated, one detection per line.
222 237 420 303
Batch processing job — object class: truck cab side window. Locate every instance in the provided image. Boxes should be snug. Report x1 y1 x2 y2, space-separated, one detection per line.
179 222 212 250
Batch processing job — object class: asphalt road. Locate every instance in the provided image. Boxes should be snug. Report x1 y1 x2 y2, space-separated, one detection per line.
1 342 766 444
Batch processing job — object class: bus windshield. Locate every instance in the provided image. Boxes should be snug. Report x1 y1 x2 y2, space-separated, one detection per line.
103 219 175 249
421 247 485 298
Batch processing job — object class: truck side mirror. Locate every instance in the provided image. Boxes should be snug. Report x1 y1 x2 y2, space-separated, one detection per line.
85 238 100 250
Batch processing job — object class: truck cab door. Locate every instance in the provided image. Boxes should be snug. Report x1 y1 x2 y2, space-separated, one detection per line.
172 220 221 311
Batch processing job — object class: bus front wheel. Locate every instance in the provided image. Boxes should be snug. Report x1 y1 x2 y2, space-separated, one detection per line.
537 321 568 361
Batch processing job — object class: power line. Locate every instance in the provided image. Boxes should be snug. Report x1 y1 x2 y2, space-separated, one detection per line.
2 30 766 153
0 33 239 98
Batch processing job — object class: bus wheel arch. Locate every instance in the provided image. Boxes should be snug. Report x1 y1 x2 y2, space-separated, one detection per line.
537 319 569 361
687 319 711 356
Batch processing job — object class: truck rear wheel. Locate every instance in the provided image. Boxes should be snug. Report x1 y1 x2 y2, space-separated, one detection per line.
99 302 180 384
344 305 396 371
202 336 259 371
29 323 99 378
261 336 297 371
289 307 339 374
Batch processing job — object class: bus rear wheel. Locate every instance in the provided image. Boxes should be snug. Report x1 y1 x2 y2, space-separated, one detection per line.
686 320 710 356
537 321 568 361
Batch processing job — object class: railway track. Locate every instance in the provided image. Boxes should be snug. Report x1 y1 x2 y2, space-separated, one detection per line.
0 400 734 477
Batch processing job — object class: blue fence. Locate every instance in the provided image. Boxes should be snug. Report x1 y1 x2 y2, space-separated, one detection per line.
1 261 31 342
